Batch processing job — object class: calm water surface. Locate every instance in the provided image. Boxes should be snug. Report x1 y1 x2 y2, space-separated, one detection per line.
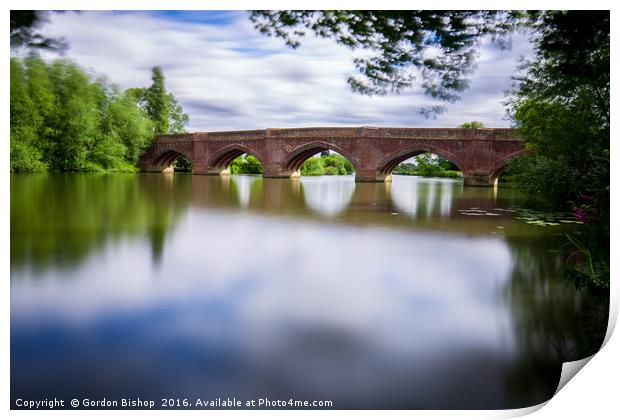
10 174 607 409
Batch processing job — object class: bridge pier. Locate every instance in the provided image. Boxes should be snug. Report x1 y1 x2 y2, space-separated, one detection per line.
354 169 391 183
139 163 172 173
191 163 224 175
463 172 498 187
263 165 296 178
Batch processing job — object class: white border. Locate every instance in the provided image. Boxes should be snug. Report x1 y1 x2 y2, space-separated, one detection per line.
3 1 617 419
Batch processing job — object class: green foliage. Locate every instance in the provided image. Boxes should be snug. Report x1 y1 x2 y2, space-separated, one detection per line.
173 156 193 172
506 11 609 289
10 11 67 51
507 143 584 210
168 93 190 134
48 60 106 170
341 156 355 174
507 11 609 207
104 91 155 163
250 11 526 114
145 67 170 134
299 153 355 176
10 59 47 172
128 67 189 135
458 121 485 128
441 171 461 179
392 162 416 175
10 57 155 173
300 157 324 176
321 155 346 175
230 155 263 174
393 153 461 178
415 153 441 177
10 58 187 173
562 234 609 294
324 166 339 175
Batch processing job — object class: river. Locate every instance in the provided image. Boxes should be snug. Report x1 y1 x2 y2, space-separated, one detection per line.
10 173 608 409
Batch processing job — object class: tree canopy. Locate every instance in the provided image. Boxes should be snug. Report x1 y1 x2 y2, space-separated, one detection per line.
506 10 609 289
458 121 484 128
507 11 609 208
10 11 67 51
127 67 190 135
10 58 189 173
250 10 526 114
300 153 355 176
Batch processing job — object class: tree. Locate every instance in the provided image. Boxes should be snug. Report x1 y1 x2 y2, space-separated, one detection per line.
129 67 190 135
168 93 190 134
414 153 441 177
506 11 609 289
507 11 609 207
11 59 187 173
458 121 485 128
10 11 67 51
10 59 47 172
250 11 525 114
104 92 155 164
45 59 104 171
298 153 354 176
126 67 191 171
230 154 263 174
145 67 170 135
300 157 324 176
10 57 156 172
322 155 346 175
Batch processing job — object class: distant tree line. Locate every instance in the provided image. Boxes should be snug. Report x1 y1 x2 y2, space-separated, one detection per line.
10 57 188 173
300 153 355 176
227 153 356 176
230 155 264 175
393 154 461 178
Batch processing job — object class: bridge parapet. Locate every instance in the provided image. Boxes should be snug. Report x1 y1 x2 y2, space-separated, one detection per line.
377 127 519 141
152 127 520 143
199 130 266 141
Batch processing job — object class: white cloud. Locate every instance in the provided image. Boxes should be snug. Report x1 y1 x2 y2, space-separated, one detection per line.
36 11 533 131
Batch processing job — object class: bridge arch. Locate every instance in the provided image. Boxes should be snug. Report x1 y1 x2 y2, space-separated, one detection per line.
488 150 527 182
151 148 193 169
377 146 466 178
208 144 266 172
282 141 358 173
141 127 525 186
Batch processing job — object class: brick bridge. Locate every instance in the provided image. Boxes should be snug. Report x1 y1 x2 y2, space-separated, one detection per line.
139 127 525 186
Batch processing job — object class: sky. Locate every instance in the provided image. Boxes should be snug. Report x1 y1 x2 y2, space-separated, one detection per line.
35 10 534 132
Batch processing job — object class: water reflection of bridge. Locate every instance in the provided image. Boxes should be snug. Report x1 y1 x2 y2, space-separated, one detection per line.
11 173 604 408
174 174 523 235
10 173 525 273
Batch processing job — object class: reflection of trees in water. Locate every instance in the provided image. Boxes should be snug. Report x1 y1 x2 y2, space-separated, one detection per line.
299 176 355 217
12 174 610 408
190 176 307 215
232 175 261 208
10 173 193 270
144 174 193 263
233 176 308 215
390 178 462 218
10 174 317 273
502 234 609 406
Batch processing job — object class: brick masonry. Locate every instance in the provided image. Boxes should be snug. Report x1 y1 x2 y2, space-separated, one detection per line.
138 127 525 186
